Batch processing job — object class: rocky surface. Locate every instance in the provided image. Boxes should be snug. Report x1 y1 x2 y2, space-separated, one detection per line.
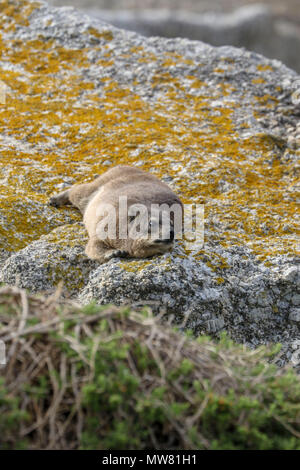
0 1 299 364
78 5 300 73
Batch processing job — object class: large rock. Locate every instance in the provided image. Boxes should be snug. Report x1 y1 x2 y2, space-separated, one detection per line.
0 1 299 363
83 5 300 73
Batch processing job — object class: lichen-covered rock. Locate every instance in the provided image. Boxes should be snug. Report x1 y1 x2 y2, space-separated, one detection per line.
1 223 97 294
82 4 300 73
0 1 299 362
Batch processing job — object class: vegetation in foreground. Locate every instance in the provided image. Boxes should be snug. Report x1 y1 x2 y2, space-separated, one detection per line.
0 285 299 450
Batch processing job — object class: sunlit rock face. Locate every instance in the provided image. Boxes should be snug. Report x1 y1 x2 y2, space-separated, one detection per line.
0 1 299 364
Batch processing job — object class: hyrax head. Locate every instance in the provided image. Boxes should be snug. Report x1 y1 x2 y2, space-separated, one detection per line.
127 203 182 258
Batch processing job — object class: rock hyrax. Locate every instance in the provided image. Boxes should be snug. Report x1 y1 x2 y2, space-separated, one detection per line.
50 165 183 263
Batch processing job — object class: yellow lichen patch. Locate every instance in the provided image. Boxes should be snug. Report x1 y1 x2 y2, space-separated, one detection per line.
254 94 278 106
120 259 153 273
183 59 195 66
138 54 157 63
188 78 207 89
165 52 183 60
206 254 230 271
257 64 273 72
40 223 87 248
120 256 173 273
0 0 39 29
130 46 144 54
97 59 115 67
252 78 266 85
86 28 113 41
162 59 178 67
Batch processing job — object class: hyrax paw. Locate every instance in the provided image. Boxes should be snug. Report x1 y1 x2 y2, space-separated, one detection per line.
112 250 129 258
104 250 129 261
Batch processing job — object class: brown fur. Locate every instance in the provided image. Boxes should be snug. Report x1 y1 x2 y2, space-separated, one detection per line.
49 165 183 263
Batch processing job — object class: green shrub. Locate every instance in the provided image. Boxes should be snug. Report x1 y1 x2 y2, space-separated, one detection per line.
0 286 299 449
0 378 29 449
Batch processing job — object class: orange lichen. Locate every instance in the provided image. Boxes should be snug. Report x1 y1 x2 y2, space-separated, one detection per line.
0 0 39 29
86 28 113 41
257 64 273 72
254 94 278 106
97 59 115 67
252 78 266 85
